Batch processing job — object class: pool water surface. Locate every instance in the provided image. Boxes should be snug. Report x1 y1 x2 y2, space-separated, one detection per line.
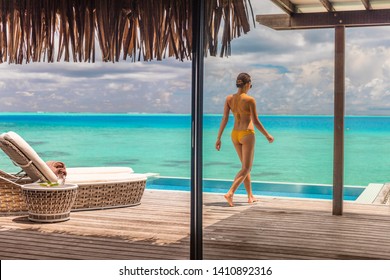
146 177 366 201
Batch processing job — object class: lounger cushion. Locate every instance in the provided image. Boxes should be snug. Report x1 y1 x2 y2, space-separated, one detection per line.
0 131 57 182
66 172 146 184
66 167 134 174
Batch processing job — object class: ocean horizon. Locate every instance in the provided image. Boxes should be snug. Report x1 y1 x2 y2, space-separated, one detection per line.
0 112 389 187
1 112 390 116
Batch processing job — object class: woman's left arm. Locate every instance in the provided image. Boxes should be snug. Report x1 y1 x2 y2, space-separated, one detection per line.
249 99 274 143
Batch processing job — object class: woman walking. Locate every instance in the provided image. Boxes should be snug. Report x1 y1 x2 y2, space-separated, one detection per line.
215 73 274 207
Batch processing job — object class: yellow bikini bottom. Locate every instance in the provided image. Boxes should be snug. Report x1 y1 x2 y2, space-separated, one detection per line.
231 129 255 142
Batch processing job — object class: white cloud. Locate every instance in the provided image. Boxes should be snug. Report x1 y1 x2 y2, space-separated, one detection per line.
106 83 135 91
160 92 173 102
17 91 35 97
2 97 17 107
294 59 333 86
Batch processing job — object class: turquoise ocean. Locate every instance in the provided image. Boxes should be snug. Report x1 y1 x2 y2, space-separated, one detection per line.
0 113 389 187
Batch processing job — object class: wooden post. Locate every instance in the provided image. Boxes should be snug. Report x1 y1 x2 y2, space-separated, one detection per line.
333 25 345 216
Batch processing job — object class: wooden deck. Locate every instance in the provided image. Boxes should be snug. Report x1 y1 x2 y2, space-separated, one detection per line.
1 189 390 260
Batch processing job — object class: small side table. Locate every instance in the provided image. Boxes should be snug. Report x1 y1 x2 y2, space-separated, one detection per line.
21 183 78 222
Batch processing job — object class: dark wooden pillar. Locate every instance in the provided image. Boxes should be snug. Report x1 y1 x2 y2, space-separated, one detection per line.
333 25 345 215
190 0 204 259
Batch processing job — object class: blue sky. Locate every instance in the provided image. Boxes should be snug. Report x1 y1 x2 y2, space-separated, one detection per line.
0 1 389 115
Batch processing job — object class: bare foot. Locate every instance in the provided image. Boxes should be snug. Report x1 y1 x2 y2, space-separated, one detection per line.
224 194 234 207
248 196 258 204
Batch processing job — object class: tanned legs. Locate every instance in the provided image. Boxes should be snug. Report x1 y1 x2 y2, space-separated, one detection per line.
224 134 256 206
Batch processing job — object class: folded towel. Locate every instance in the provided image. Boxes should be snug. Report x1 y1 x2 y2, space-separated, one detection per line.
46 160 67 179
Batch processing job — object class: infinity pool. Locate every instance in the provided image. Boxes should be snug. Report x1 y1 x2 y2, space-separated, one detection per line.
146 176 367 201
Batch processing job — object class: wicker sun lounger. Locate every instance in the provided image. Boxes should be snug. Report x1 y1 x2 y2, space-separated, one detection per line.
0 131 147 215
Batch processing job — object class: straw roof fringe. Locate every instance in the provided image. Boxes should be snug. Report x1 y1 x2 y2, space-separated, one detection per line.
0 0 254 64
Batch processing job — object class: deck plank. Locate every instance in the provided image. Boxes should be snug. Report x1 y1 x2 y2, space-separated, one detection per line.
1 190 390 259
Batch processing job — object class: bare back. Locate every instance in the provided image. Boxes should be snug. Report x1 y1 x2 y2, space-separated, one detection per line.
227 93 255 131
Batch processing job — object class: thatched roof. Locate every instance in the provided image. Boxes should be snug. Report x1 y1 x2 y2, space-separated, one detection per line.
0 0 254 64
